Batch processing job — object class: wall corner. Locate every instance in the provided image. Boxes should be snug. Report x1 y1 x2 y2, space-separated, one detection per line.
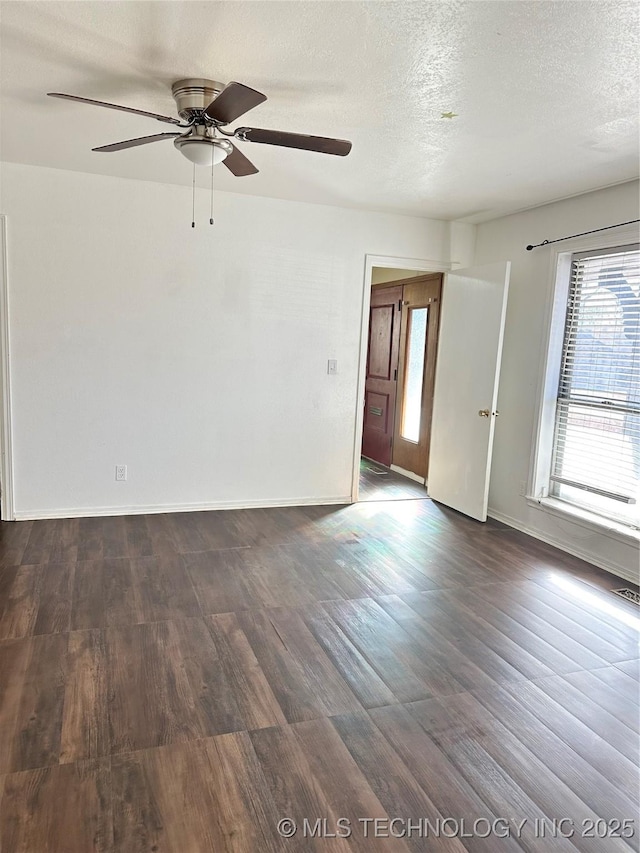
447 221 477 269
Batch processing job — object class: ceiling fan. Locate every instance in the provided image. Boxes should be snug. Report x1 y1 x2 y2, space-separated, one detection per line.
47 78 352 176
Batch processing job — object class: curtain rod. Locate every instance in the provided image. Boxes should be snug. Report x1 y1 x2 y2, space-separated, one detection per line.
526 219 640 251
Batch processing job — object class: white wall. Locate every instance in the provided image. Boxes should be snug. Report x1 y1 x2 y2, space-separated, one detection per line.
3 161 637 581
447 221 477 269
0 162 450 518
474 180 640 581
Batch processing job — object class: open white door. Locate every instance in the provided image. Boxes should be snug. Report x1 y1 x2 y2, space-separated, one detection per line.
428 261 510 521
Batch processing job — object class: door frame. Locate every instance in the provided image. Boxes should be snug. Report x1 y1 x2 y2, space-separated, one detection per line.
351 254 451 501
0 215 15 521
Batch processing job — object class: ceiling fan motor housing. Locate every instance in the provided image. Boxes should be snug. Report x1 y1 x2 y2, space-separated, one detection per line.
171 78 225 122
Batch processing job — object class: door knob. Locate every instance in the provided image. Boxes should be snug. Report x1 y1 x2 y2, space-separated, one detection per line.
478 409 490 417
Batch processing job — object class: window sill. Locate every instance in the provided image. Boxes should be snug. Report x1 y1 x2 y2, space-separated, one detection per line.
525 496 640 546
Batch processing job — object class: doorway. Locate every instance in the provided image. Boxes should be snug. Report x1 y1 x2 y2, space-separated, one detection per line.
361 270 442 496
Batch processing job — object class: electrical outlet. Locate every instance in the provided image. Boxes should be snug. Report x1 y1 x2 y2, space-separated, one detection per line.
115 465 127 482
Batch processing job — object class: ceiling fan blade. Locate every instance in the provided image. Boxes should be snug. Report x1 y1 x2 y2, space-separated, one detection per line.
223 143 259 176
235 127 352 156
204 82 267 124
93 133 181 152
47 93 181 125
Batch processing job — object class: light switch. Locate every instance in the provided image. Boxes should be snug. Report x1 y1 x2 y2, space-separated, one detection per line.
327 359 338 375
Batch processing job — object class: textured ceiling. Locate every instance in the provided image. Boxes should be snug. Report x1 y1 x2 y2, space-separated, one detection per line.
1 1 638 221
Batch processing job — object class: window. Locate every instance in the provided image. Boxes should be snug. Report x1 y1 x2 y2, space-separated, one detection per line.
549 243 640 527
400 307 428 442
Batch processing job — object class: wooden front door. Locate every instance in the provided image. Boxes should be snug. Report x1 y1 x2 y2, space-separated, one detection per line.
392 275 442 479
361 285 402 467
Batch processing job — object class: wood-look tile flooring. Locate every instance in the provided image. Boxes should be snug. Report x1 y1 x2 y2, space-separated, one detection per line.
0 498 638 852
359 458 428 501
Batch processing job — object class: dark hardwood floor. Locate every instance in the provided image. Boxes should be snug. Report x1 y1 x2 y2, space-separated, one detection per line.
0 499 638 851
359 458 428 501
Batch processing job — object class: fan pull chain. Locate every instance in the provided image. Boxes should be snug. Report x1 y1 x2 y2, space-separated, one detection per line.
210 148 215 225
191 163 196 228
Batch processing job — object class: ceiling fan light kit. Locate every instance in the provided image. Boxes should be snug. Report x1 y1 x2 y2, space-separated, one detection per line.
173 128 233 166
47 77 352 224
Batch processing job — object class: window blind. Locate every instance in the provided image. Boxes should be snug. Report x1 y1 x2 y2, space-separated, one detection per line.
550 243 640 525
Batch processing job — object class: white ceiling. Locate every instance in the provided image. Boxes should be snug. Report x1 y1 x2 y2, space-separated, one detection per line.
1 1 638 222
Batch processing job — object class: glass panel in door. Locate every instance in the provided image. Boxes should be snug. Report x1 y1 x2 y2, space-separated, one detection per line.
401 307 428 442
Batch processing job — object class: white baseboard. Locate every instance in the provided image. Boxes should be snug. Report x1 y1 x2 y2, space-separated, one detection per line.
390 464 425 484
13 495 634 585
487 507 639 585
12 495 353 521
